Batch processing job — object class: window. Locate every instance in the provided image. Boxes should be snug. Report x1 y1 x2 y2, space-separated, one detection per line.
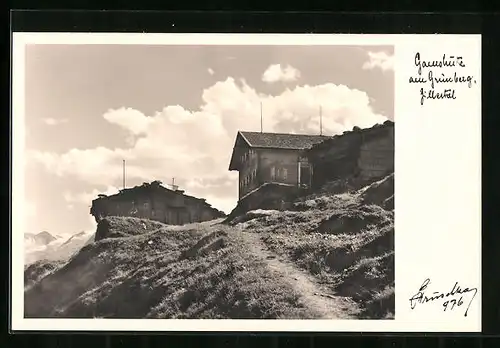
152 209 156 217
144 202 150 210
282 168 288 180
271 166 276 180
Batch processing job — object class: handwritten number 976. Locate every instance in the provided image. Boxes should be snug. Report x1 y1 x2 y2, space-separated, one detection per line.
443 297 463 311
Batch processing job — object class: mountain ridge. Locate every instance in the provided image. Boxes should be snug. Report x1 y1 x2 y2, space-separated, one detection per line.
24 230 95 266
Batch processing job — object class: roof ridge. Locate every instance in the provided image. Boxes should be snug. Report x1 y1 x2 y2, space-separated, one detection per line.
308 120 394 150
239 130 329 137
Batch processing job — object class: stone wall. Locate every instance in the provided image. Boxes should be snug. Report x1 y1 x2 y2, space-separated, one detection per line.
307 121 394 189
226 183 300 221
358 129 394 180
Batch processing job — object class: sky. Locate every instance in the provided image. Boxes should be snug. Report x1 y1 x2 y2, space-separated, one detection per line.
23 44 394 235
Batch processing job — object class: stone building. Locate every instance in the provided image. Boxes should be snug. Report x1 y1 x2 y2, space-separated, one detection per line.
90 181 225 225
307 120 394 189
227 121 394 215
228 131 328 212
228 131 329 197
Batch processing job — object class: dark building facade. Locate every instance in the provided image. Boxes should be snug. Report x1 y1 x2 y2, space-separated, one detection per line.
307 120 394 190
90 181 225 225
228 131 329 200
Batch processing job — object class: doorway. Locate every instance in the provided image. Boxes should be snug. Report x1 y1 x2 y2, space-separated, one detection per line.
299 164 312 188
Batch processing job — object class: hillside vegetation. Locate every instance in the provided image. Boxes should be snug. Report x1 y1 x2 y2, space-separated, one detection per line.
24 174 394 319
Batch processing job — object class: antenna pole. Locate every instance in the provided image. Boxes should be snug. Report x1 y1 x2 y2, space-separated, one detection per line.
122 159 126 189
260 101 263 133
320 105 323 136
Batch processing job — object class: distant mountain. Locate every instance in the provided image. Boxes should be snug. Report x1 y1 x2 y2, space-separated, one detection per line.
24 230 95 266
60 231 90 247
25 231 57 246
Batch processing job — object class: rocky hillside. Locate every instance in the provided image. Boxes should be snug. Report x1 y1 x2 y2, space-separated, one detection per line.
24 173 394 319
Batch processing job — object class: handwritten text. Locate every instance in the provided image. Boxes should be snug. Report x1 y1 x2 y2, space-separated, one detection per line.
409 53 477 105
409 278 478 317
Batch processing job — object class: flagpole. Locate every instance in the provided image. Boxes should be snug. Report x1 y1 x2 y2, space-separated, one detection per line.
260 101 263 133
320 105 323 136
123 159 126 189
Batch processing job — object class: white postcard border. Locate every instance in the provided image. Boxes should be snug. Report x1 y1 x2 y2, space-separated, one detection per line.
11 33 482 332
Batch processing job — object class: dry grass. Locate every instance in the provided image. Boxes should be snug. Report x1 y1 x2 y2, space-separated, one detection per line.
25 219 312 319
229 174 395 319
24 259 65 291
25 173 394 319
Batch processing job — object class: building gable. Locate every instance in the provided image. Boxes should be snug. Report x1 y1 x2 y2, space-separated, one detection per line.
228 131 252 171
228 131 329 171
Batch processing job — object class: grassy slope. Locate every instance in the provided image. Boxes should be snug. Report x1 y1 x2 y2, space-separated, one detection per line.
24 259 65 291
25 174 394 319
25 219 315 319
230 175 395 319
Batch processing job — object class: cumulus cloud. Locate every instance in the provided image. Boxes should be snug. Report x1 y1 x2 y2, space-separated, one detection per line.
30 77 387 213
208 68 215 75
29 146 133 185
103 107 151 135
262 64 301 83
362 51 394 72
63 185 121 205
42 118 68 126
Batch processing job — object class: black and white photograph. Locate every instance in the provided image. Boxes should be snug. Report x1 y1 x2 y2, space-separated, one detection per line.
21 42 396 320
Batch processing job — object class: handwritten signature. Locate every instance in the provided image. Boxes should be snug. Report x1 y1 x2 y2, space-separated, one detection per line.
409 278 478 317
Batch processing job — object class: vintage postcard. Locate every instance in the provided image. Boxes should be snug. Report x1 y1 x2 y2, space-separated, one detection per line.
11 33 481 332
